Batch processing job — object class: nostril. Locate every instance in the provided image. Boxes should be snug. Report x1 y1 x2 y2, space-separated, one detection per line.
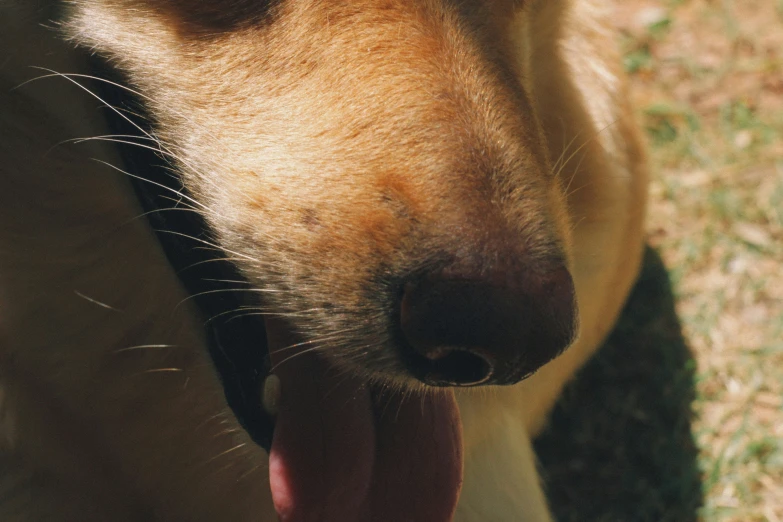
420 348 493 387
398 278 502 386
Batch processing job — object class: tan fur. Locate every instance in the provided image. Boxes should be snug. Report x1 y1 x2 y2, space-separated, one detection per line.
0 0 647 520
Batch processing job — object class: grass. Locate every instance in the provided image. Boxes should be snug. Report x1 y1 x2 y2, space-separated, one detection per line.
535 1 783 520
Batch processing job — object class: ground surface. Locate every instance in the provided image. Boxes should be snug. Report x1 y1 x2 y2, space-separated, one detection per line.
535 1 783 520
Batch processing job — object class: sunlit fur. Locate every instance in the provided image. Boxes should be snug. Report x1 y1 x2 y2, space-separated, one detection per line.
0 0 647 520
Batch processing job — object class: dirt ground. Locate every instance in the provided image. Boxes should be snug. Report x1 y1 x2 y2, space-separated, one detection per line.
536 1 783 521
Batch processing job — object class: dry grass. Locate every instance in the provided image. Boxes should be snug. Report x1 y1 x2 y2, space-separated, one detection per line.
536 1 783 520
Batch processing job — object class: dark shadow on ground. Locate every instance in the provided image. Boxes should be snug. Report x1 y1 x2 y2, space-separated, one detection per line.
534 247 704 522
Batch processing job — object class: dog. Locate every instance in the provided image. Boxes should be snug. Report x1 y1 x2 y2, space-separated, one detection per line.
0 0 648 520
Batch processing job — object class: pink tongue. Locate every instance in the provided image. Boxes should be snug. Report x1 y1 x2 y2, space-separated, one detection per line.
266 321 463 522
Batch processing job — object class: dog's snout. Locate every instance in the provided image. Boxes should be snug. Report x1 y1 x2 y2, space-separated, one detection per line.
398 264 578 387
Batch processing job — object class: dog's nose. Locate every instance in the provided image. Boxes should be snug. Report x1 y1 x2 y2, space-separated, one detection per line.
398 264 578 386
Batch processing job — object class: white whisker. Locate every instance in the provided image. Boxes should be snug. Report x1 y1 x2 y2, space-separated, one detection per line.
114 344 177 354
74 290 122 312
92 158 213 214
203 443 247 466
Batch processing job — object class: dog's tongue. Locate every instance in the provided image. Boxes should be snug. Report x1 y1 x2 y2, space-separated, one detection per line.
266 321 463 522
